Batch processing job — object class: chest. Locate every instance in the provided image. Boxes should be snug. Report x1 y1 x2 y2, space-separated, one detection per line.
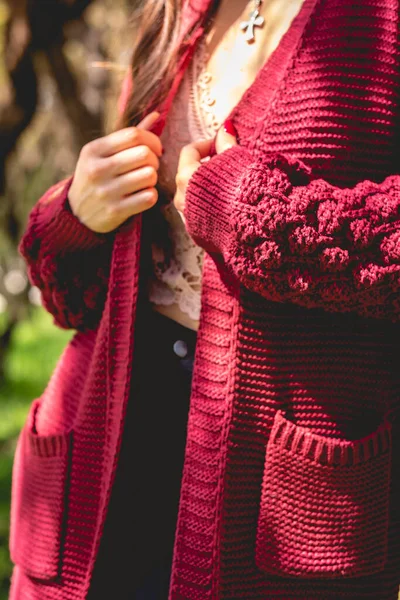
227 0 400 185
203 0 306 124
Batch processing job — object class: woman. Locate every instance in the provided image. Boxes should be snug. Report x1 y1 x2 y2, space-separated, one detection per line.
9 0 400 598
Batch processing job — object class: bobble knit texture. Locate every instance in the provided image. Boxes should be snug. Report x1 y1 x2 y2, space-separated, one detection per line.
195 149 400 320
10 0 400 599
18 178 113 330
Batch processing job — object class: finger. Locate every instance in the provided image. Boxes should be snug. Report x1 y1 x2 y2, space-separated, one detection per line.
192 138 215 159
136 111 160 131
91 126 163 159
109 145 160 176
109 166 158 197
115 187 158 218
215 126 238 154
175 164 199 193
173 189 185 213
178 139 214 170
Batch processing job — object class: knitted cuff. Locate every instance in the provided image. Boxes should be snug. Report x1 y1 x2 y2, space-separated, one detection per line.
33 177 109 254
184 145 254 255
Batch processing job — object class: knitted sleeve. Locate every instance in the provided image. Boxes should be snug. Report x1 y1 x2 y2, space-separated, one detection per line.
185 146 400 320
19 177 114 330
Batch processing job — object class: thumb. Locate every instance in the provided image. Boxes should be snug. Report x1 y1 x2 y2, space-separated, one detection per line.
215 119 238 154
136 111 161 130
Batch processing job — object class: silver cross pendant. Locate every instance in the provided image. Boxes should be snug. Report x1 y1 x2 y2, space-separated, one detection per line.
240 5 265 43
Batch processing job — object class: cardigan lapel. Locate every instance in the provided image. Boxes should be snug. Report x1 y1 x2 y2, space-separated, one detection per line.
181 0 213 31
106 0 213 467
159 0 321 144
154 0 213 134
230 0 321 151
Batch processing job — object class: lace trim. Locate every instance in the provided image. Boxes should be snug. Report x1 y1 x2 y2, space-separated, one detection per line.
149 204 204 321
189 38 221 138
149 38 222 322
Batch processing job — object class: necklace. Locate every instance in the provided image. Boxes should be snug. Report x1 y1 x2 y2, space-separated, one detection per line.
189 38 221 137
240 0 265 43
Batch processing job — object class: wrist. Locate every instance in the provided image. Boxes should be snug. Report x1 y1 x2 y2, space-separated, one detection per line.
184 146 254 254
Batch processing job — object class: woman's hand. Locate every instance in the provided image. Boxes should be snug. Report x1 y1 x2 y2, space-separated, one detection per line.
68 111 162 233
174 120 238 213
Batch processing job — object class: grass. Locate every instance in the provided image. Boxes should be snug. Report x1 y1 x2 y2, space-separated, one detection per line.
0 308 72 600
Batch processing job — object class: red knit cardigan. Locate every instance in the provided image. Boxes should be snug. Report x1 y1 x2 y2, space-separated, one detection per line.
9 0 400 598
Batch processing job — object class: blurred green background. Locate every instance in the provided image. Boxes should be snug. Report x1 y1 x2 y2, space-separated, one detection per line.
0 0 132 596
0 310 72 598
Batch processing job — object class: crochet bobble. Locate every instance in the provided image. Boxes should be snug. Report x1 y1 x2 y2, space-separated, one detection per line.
229 155 400 319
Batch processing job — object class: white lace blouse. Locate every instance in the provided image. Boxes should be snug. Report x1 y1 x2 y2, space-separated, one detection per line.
148 40 223 330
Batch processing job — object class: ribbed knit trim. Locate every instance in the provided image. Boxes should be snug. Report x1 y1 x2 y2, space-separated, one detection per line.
25 401 71 457
185 146 253 255
248 0 322 153
26 432 70 458
33 177 110 254
271 411 392 467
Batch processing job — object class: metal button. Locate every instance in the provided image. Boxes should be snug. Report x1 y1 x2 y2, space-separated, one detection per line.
173 340 188 358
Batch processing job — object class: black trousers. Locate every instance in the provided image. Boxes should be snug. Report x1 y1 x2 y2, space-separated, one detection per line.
88 305 196 599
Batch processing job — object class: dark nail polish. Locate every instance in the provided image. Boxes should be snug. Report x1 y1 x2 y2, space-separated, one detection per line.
223 119 237 137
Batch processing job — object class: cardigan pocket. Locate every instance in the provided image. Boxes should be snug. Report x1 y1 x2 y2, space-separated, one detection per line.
10 399 73 581
256 410 391 579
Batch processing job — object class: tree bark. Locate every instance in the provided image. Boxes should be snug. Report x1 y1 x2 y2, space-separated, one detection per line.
0 0 99 369
45 43 102 149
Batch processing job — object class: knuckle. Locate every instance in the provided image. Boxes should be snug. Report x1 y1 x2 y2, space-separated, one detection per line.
175 171 185 188
80 143 91 159
135 188 158 213
105 202 120 220
146 188 158 206
143 166 158 186
83 139 99 157
96 185 111 203
104 154 117 172
149 168 158 186
86 161 103 182
137 145 151 161
153 155 160 171
129 127 140 145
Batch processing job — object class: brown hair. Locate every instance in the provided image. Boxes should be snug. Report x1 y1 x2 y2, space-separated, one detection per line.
119 0 218 263
120 0 218 128
119 0 182 128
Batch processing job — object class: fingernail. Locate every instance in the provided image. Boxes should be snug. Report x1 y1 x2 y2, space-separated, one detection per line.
223 119 237 137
